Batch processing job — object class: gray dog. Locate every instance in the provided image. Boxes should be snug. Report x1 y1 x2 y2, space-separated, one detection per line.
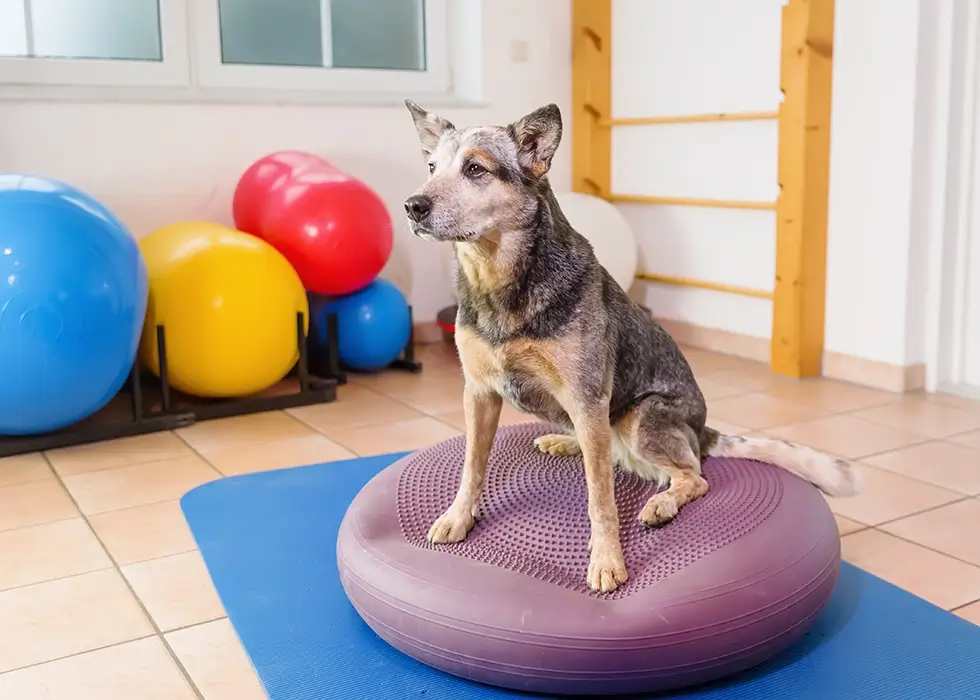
403 100 858 594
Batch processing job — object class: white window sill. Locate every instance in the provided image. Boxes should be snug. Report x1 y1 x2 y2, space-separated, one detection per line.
0 84 489 108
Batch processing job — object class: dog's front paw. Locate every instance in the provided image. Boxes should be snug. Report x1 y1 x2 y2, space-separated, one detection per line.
638 492 678 528
533 434 581 457
587 541 629 593
427 506 476 544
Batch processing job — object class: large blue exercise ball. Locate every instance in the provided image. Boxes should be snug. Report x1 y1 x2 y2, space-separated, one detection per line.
0 174 148 435
310 279 411 372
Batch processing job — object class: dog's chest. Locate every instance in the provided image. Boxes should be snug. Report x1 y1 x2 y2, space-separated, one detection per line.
459 335 567 420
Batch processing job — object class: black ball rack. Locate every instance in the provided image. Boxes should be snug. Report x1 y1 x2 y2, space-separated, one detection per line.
0 307 423 459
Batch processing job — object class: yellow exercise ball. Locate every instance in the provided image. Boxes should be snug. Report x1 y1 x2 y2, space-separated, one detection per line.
138 221 309 397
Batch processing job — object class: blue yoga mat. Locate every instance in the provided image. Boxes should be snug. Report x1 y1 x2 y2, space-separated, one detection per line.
181 452 980 700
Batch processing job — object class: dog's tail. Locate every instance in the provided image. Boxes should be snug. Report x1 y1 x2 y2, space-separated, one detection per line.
702 427 859 497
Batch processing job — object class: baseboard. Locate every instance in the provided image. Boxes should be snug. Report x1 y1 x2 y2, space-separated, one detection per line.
413 321 444 345
416 316 925 394
655 318 771 364
821 351 926 393
655 318 924 393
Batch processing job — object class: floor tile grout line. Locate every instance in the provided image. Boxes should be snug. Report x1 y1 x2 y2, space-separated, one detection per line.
117 546 202 569
0 472 56 490
840 493 976 532
0 514 80 536
163 615 230 635
0 634 158 677
855 436 980 462
84 496 188 518
46 449 210 481
831 400 980 430
867 522 980 571
276 409 367 457
837 495 980 573
171 414 365 471
702 376 980 425
345 377 464 417
943 426 980 442
169 429 238 478
37 453 208 700
951 597 980 612
851 456 980 493
0 563 116 596
82 493 216 519
175 412 389 463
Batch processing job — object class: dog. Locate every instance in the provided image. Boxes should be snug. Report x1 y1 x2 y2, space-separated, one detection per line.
403 100 858 594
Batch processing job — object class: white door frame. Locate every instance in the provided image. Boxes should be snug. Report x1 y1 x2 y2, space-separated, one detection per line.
922 0 980 399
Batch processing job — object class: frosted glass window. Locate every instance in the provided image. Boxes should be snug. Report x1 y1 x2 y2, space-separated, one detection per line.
218 0 425 71
0 0 162 61
0 1 28 57
218 0 323 67
330 0 425 71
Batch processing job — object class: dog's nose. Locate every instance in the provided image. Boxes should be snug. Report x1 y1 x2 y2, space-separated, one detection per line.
404 195 432 222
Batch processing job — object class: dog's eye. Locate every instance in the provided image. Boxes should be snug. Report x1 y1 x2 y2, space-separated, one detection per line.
427 162 436 174
466 162 487 178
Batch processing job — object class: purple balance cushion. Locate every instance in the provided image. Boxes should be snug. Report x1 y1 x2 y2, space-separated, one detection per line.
337 423 840 696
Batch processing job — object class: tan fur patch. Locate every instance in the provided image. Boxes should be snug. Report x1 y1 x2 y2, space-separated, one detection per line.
463 147 499 171
455 238 506 295
455 329 574 398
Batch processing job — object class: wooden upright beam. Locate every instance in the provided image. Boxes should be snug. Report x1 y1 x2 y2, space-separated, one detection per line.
571 0 612 198
771 0 835 378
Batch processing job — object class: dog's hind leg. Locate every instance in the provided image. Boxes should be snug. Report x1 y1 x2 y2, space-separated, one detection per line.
616 398 709 528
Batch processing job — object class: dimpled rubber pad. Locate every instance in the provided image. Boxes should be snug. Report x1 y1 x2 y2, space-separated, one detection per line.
396 423 782 599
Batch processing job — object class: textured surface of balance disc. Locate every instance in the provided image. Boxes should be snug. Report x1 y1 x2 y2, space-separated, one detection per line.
336 423 841 696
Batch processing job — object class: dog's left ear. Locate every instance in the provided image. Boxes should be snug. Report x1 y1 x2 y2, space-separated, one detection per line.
509 104 563 178
405 99 455 160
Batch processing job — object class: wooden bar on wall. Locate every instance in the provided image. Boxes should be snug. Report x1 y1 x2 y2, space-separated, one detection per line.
771 0 835 378
571 0 612 197
604 111 779 127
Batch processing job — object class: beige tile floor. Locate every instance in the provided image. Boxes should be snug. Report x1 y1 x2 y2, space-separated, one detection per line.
2 342 980 698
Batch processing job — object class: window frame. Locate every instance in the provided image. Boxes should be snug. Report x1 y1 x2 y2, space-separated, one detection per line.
193 0 449 94
0 0 190 87
0 0 454 98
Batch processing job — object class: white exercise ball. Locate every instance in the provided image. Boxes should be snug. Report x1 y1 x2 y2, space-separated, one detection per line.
554 191 638 292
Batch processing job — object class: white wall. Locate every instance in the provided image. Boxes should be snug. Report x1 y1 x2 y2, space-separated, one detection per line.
611 0 782 342
824 0 925 368
611 0 941 371
0 0 572 324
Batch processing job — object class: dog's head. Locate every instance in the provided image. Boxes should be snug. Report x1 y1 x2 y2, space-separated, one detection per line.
403 100 562 243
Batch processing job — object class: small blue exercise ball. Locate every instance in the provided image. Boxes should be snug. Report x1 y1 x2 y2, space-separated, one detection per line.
310 279 411 372
0 173 148 435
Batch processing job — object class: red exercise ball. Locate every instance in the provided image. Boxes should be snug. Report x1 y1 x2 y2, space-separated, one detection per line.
232 151 329 236
257 161 394 296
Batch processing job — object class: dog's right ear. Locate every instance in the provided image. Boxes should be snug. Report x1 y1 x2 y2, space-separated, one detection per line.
405 99 455 160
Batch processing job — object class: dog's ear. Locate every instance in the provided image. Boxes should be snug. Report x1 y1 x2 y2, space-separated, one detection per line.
508 104 563 178
405 99 455 160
